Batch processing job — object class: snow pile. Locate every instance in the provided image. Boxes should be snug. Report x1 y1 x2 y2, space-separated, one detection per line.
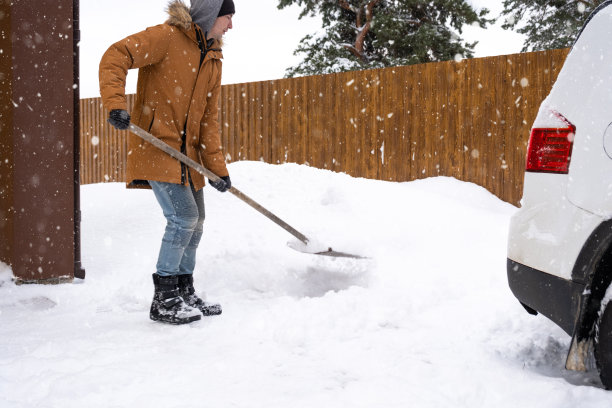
1 162 611 407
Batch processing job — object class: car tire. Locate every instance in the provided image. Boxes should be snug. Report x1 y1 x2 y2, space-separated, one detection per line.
595 301 612 389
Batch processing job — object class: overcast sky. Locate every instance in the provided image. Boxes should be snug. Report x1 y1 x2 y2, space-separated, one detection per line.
80 0 524 98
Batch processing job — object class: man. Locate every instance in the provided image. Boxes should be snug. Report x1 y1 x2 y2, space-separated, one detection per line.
99 0 235 324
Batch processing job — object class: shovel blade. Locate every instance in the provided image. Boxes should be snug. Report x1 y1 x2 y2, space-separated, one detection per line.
312 249 368 259
288 243 367 259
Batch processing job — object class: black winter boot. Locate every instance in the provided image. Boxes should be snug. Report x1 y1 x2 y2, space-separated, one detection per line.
150 274 202 324
177 274 222 316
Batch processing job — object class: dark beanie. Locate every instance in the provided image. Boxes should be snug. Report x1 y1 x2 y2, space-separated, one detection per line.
218 0 235 17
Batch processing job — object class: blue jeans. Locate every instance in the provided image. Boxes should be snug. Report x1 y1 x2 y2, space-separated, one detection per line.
149 179 205 277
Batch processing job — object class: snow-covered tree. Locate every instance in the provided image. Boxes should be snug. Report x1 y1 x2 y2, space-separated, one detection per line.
500 0 605 52
277 0 491 77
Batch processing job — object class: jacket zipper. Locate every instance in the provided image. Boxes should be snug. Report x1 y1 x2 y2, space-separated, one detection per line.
181 27 211 185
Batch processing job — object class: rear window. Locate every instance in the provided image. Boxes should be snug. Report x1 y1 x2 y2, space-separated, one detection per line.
573 1 612 46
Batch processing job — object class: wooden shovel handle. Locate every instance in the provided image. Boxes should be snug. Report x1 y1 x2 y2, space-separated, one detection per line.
128 124 310 244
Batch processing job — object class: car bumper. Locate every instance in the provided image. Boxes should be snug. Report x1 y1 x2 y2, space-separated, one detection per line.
507 258 585 336
507 174 602 281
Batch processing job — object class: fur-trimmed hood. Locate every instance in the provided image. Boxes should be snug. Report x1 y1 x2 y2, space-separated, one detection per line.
166 0 192 31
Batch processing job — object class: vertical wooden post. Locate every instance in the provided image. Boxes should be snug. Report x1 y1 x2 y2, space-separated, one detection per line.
0 0 84 283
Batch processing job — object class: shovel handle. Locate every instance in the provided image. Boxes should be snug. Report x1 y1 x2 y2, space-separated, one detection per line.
128 124 309 244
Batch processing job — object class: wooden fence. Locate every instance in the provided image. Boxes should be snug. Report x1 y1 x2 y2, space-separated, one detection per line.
80 48 570 205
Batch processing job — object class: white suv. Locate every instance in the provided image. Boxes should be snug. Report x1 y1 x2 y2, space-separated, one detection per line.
507 0 612 388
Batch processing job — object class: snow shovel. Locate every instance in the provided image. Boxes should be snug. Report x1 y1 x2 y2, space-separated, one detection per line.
128 124 365 259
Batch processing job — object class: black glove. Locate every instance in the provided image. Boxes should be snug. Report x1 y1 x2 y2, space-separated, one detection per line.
209 175 231 192
108 109 131 130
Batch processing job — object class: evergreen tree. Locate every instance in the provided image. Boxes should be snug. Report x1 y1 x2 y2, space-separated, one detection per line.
277 0 491 77
500 0 605 52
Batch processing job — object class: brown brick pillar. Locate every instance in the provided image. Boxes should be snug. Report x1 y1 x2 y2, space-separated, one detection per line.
0 0 84 283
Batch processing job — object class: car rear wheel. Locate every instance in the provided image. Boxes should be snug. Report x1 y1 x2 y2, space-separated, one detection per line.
595 301 612 389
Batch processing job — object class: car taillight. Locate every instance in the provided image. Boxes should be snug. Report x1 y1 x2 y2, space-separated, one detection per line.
525 125 575 174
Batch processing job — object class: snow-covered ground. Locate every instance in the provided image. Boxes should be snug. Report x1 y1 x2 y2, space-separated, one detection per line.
2 162 611 407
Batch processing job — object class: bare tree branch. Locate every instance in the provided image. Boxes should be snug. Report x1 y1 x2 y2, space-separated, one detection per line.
352 0 382 62
342 44 362 60
338 0 357 13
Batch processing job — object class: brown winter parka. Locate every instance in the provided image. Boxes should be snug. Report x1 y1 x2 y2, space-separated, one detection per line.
99 0 228 191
